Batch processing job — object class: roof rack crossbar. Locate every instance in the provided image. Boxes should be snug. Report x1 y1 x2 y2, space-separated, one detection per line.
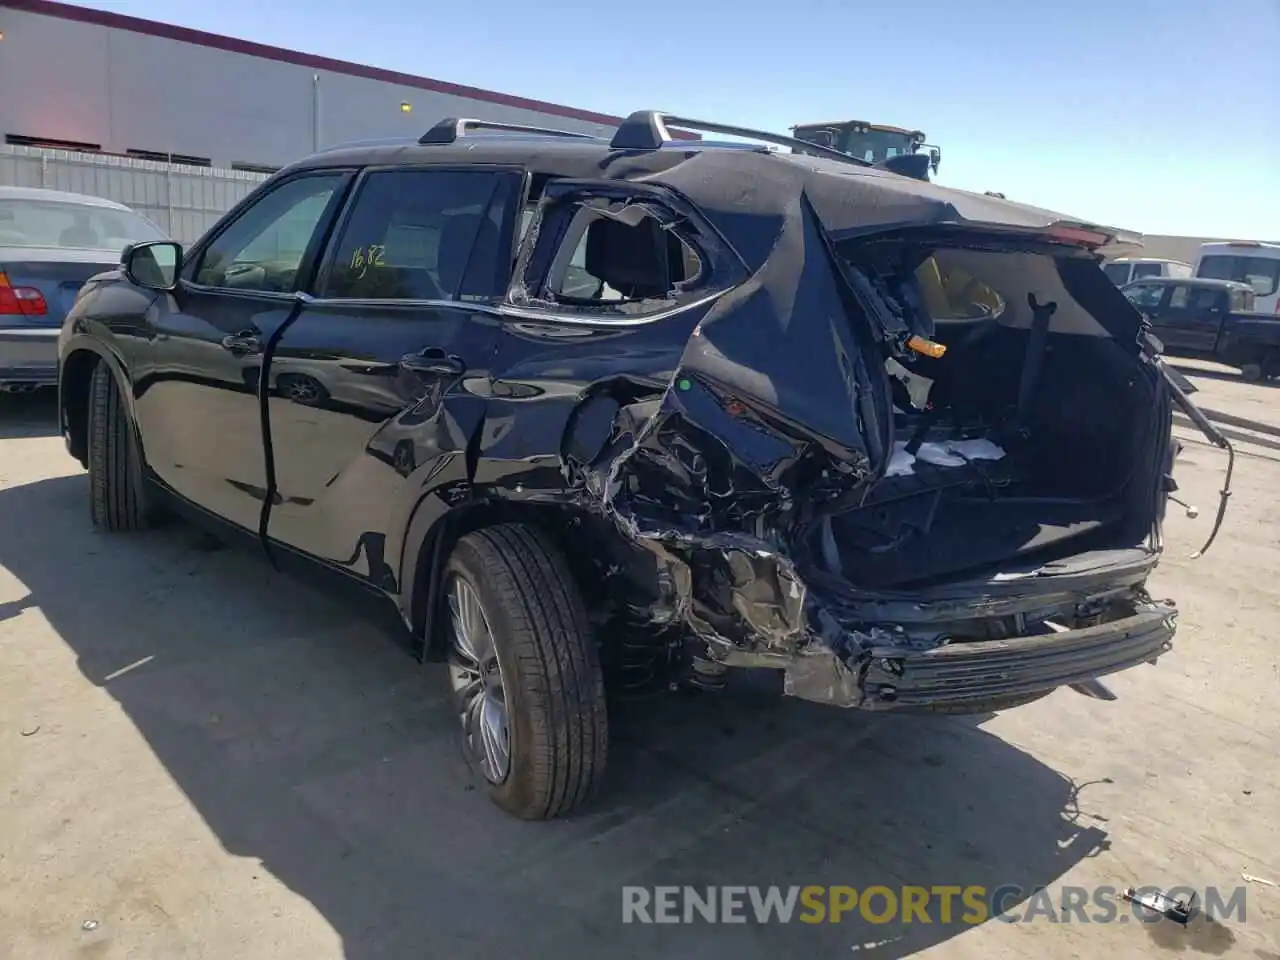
609 111 871 167
419 118 600 145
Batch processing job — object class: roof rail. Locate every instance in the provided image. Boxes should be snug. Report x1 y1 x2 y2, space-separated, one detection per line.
609 111 871 167
419 118 601 145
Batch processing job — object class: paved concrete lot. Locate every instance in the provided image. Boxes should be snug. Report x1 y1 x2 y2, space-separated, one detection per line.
1 367 1277 960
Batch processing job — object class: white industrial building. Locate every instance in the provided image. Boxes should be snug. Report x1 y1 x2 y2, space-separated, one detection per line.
0 0 636 173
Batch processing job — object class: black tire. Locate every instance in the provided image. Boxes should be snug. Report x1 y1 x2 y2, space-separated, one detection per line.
1240 362 1264 382
87 362 159 531
443 523 608 820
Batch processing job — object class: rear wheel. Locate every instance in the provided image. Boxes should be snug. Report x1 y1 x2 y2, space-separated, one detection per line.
87 362 159 531
442 523 608 820
1240 362 1264 382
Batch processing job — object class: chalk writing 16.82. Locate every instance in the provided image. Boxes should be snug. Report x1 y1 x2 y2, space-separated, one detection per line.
348 244 386 279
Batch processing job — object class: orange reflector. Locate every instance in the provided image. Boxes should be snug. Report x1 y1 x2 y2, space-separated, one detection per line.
907 335 946 359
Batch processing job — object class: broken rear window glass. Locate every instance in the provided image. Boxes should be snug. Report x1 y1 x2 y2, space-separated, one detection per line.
538 202 702 311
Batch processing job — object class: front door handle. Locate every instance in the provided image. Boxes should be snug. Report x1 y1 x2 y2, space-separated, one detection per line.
221 332 262 355
399 347 465 376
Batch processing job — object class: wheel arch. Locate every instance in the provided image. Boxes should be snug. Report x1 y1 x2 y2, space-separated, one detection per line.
402 498 604 660
59 339 134 469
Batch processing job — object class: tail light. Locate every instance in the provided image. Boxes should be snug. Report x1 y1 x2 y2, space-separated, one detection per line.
0 271 48 316
1045 222 1112 248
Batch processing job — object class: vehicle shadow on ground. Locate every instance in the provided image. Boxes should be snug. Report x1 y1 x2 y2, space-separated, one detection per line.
1 473 1110 960
0 389 59 439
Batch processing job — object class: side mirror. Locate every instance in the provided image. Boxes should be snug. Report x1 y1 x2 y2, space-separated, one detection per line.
122 240 182 291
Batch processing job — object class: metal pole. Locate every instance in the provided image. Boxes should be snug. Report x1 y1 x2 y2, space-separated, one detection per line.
312 74 322 152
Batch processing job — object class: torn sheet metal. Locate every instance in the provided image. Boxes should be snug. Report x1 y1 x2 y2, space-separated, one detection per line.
558 179 1181 709
465 146 1208 710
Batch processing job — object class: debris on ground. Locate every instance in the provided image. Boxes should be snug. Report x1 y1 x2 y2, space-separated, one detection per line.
1122 887 1196 925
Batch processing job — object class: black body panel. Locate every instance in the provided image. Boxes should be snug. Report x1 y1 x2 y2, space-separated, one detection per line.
56 130 1197 712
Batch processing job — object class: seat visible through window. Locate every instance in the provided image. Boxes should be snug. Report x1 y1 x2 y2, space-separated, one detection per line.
322 169 517 302
543 210 699 304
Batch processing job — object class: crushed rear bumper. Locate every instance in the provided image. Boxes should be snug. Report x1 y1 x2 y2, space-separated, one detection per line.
762 549 1178 712
858 605 1176 711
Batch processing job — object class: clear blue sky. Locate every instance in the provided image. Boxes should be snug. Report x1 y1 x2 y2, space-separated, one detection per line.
68 0 1279 239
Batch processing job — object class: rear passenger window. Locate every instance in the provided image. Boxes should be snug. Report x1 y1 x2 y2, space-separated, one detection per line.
538 202 702 309
321 169 518 301
1189 288 1221 312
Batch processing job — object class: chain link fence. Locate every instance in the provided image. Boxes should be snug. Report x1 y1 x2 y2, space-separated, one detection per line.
0 144 270 246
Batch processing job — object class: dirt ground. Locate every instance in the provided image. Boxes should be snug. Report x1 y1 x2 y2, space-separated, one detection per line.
1 361 1277 960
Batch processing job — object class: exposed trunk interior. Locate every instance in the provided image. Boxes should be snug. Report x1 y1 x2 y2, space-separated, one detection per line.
813 240 1171 591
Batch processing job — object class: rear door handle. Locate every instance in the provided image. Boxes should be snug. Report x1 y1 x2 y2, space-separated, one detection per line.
399 347 465 376
221 332 262 355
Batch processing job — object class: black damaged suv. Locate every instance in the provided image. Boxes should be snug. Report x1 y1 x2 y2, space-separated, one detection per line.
58 112 1207 820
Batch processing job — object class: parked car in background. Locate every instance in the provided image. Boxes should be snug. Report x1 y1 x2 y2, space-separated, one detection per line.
1 186 168 393
58 112 1197 820
1121 276 1280 380
1194 240 1280 315
1102 257 1193 286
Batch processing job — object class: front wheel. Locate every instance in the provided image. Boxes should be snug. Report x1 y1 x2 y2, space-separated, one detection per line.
86 362 160 531
442 523 608 820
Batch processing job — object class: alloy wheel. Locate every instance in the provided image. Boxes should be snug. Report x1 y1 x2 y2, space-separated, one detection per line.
446 576 511 783
284 376 322 403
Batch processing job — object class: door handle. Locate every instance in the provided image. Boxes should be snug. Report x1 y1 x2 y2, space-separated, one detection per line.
221 332 262 355
399 347 465 376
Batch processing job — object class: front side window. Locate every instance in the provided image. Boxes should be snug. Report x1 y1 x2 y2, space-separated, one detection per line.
193 174 348 292
1168 285 1190 309
321 169 518 301
1103 262 1131 284
0 198 166 253
1199 254 1280 297
1123 283 1165 309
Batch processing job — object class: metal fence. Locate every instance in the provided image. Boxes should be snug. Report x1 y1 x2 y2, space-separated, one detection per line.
0 144 270 246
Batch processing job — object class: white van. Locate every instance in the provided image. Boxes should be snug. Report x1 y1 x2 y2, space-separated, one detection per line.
1102 257 1193 286
1194 241 1280 314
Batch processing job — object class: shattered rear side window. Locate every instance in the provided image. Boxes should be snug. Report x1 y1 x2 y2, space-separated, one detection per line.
537 200 703 315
